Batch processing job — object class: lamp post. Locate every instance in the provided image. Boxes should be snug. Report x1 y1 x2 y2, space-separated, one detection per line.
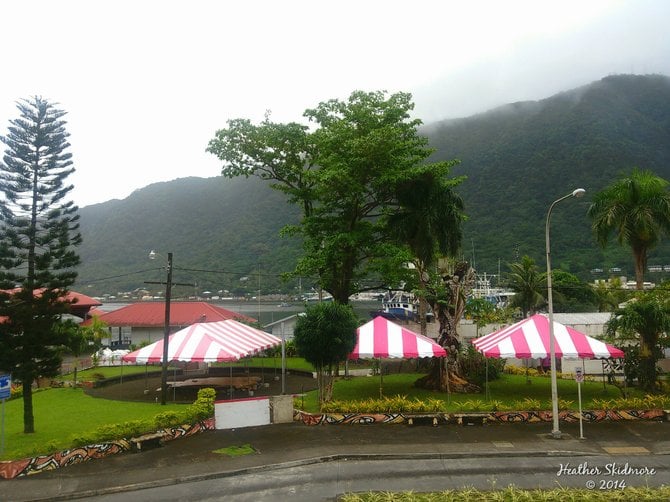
150 250 172 406
546 188 585 439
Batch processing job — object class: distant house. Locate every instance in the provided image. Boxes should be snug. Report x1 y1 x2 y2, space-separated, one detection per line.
85 301 256 348
264 314 302 341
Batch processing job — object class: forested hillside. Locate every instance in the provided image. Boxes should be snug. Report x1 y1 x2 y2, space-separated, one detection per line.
76 74 670 297
423 74 670 279
77 176 302 297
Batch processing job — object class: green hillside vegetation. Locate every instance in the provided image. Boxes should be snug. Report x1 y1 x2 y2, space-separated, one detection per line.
423 74 670 277
75 75 670 297
77 176 303 297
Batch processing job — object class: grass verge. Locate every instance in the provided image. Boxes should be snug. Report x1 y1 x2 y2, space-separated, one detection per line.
212 444 256 457
340 486 670 501
1 387 183 461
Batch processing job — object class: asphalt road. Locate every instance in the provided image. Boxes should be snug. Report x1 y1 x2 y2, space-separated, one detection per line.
91 453 670 501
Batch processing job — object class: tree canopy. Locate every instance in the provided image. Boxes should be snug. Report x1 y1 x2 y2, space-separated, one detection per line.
506 255 546 318
588 168 670 290
208 90 465 303
605 288 670 391
293 301 358 403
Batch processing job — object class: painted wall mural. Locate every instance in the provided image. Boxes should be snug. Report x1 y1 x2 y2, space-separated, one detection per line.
0 418 215 480
294 409 667 426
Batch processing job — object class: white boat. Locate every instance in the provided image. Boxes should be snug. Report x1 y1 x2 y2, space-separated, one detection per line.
470 273 515 308
369 290 433 322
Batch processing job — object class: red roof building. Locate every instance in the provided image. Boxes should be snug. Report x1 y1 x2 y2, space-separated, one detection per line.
86 302 256 349
0 289 102 322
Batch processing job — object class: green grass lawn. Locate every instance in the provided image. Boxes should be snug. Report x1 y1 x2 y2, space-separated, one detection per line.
298 373 638 413
1 388 184 461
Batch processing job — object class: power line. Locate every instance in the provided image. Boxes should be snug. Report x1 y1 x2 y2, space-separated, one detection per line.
77 268 160 284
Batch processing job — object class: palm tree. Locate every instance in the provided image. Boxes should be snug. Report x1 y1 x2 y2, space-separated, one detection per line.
506 255 546 318
387 169 465 335
605 289 670 391
588 169 670 290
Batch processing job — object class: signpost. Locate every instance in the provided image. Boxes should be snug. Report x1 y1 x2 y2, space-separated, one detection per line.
574 366 585 439
0 374 10 455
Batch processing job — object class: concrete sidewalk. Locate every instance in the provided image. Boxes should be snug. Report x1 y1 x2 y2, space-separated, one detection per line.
2 420 669 501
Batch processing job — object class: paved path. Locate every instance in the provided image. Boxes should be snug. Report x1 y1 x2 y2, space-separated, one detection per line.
2 420 668 501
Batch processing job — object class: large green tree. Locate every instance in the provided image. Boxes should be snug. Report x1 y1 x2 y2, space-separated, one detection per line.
0 97 81 433
605 288 670 391
588 168 670 290
293 302 359 404
207 91 464 304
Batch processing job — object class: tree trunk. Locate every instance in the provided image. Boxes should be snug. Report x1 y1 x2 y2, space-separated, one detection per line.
415 261 480 393
22 378 35 433
414 358 480 393
633 248 646 291
638 335 658 391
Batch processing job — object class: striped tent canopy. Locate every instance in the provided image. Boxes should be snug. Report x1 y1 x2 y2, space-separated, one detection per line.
471 314 624 359
349 316 447 359
122 319 281 364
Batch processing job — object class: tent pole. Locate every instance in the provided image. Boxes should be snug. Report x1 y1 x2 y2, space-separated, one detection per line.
281 321 286 395
379 358 383 399
445 357 451 405
485 358 489 401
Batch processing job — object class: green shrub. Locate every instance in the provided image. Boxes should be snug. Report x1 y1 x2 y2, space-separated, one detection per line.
513 398 542 411
154 411 187 429
458 345 505 385
558 399 574 410
188 387 216 420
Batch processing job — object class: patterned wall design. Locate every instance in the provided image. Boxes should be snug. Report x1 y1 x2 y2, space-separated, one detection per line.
294 409 668 425
0 418 215 480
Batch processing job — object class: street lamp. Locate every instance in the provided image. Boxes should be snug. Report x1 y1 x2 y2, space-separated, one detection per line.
546 188 585 439
149 250 172 406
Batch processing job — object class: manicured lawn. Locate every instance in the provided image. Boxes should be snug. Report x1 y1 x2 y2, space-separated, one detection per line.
298 372 636 413
1 388 184 461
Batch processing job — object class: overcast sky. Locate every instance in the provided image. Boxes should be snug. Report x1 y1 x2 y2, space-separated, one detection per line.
1 0 669 208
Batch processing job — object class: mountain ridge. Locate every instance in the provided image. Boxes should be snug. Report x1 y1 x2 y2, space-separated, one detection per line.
76 74 670 297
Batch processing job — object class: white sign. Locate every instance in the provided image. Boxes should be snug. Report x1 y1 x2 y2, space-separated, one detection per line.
215 396 270 430
0 374 10 400
574 367 584 383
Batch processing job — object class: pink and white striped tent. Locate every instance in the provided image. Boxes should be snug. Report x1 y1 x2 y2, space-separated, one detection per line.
471 314 624 359
349 316 447 359
121 319 281 364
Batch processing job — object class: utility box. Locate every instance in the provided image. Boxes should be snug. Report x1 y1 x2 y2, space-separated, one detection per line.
270 395 294 423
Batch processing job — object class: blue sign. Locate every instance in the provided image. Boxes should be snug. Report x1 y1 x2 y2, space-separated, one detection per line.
0 374 10 400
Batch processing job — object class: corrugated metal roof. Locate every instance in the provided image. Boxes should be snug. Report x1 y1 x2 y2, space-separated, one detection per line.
87 302 255 328
552 313 612 325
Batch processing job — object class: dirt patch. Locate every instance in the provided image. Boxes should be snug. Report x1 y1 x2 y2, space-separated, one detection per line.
83 368 317 404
